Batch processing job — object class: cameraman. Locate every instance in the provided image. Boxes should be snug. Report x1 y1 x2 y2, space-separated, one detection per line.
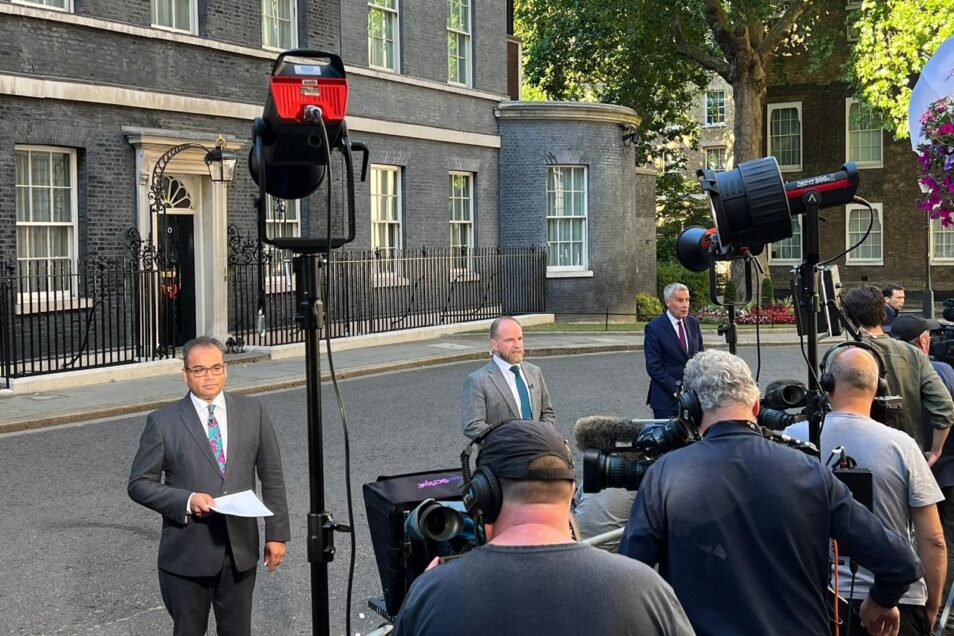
842 285 954 465
393 420 694 635
786 346 945 633
619 350 922 636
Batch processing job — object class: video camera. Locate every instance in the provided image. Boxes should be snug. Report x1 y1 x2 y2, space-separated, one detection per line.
363 469 477 622
930 300 954 367
579 383 817 494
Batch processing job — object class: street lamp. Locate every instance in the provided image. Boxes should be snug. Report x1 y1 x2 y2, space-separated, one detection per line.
149 135 237 218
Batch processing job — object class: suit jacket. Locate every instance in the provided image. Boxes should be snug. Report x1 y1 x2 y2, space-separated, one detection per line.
128 392 290 577
461 358 556 440
644 313 704 411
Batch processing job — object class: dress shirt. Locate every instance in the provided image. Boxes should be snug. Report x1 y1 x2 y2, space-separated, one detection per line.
666 310 684 337
185 391 228 514
492 355 532 415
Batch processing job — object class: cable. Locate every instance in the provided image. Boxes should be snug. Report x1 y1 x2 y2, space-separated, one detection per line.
818 196 874 267
833 539 841 636
313 113 358 636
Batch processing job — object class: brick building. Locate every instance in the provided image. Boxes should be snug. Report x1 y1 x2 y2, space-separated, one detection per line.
0 0 653 375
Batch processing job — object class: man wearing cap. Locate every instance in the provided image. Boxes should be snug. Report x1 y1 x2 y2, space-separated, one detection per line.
842 285 953 465
392 420 694 635
461 316 556 440
892 313 954 624
620 350 923 636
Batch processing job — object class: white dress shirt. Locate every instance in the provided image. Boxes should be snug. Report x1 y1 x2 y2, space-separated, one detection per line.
493 354 533 414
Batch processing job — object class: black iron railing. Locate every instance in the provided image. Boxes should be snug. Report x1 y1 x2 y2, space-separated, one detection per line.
228 245 547 346
0 258 175 384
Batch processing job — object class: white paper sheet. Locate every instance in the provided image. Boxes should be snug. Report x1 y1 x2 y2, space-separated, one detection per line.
211 490 273 518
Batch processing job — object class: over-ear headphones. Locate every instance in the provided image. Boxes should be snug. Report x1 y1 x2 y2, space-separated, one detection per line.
677 388 702 431
460 423 507 524
819 341 888 397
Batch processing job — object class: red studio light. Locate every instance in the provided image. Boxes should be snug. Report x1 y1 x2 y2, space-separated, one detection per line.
249 50 351 200
677 157 860 272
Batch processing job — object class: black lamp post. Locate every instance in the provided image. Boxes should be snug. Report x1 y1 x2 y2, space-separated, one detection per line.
149 136 238 220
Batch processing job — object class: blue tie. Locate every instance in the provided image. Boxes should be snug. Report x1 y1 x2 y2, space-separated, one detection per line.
510 365 533 420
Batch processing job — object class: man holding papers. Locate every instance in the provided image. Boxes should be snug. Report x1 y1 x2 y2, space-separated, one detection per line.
128 336 290 636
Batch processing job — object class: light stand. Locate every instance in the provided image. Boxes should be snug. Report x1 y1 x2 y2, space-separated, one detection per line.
795 191 825 450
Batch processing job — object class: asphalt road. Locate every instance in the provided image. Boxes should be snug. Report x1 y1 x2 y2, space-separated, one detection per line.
0 345 817 635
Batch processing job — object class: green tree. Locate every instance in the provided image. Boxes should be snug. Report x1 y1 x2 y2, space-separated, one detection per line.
849 0 954 140
516 0 830 164
655 170 712 262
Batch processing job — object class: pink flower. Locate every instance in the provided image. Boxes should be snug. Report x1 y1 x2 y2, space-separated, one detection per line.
939 123 954 135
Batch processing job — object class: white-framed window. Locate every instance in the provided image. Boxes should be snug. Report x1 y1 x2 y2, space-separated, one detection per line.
768 102 802 172
152 0 197 34
768 216 803 264
371 165 403 276
15 146 78 297
546 166 588 270
932 219 954 263
846 202 883 265
705 147 727 172
705 90 726 126
449 172 474 271
265 196 300 240
368 0 399 72
12 0 72 11
262 0 298 50
447 0 472 86
846 98 883 168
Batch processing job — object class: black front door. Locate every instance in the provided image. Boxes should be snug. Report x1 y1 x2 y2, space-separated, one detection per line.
168 214 196 346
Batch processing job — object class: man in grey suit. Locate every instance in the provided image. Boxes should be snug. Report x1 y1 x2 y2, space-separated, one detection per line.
128 336 290 636
462 316 556 440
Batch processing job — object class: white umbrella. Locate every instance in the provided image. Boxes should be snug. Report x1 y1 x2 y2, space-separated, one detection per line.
908 34 954 150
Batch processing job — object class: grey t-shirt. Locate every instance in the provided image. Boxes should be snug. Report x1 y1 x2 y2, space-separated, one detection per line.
574 488 636 553
392 542 695 636
787 412 943 604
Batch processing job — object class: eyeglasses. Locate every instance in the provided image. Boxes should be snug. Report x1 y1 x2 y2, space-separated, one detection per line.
185 364 227 377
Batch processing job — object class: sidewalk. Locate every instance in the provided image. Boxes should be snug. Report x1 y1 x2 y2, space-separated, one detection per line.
0 324 803 434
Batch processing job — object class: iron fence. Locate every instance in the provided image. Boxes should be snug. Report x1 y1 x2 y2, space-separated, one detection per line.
0 259 173 385
228 245 547 347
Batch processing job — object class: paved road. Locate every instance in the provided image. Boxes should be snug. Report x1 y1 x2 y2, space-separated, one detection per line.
0 346 817 635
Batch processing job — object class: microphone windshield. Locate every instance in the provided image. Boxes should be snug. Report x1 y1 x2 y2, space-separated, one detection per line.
574 416 647 452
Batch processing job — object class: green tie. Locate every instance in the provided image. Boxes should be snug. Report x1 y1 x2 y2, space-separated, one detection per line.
510 365 533 420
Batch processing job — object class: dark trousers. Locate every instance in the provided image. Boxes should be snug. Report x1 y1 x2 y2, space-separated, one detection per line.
838 601 931 636
158 550 257 636
939 486 954 626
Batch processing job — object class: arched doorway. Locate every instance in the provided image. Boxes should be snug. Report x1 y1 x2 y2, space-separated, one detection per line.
158 175 199 347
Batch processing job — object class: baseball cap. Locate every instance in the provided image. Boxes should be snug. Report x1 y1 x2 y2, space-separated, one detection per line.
477 420 576 481
889 314 940 343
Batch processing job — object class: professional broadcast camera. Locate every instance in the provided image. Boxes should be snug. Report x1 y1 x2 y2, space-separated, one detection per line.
579 384 818 494
930 300 954 367
363 469 476 622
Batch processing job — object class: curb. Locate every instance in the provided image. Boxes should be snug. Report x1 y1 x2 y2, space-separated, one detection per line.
0 339 802 434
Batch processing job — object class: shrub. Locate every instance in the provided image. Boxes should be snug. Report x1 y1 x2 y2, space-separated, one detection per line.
722 280 738 305
656 260 710 308
761 277 775 306
635 292 663 320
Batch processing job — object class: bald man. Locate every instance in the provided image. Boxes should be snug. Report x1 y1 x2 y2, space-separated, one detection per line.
787 346 945 634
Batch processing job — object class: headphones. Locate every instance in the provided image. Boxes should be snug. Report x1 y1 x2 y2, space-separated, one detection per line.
677 388 703 432
459 422 575 525
819 341 888 397
460 423 507 524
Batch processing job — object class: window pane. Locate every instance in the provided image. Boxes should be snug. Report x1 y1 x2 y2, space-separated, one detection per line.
32 188 51 222
53 189 71 222
51 152 69 186
30 227 49 258
155 0 172 26
52 227 70 258
174 0 191 30
31 153 50 186
16 186 29 222
15 151 28 186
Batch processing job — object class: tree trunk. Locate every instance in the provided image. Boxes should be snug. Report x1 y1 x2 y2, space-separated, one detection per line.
727 50 771 291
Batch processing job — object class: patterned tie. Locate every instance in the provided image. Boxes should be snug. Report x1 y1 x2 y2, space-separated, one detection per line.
678 319 689 355
207 404 226 475
510 365 533 420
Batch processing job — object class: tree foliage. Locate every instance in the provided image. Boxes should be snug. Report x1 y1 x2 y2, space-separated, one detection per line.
515 0 828 164
849 0 954 140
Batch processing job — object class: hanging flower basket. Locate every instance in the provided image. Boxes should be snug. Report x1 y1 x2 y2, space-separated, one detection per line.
917 98 954 225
